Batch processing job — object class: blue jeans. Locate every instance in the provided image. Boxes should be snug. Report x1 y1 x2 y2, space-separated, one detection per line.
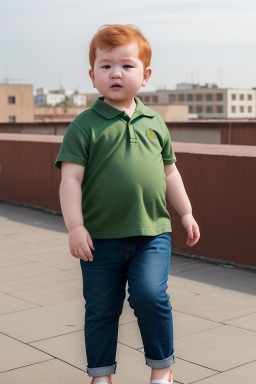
80 232 175 377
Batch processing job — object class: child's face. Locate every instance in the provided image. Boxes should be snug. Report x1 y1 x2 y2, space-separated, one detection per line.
89 42 151 109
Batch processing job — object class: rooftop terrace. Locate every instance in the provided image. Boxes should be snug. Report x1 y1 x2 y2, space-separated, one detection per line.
0 202 256 384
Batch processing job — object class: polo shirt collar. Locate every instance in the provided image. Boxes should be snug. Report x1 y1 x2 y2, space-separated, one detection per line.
91 96 156 120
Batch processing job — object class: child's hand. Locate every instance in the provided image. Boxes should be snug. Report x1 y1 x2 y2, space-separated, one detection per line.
181 213 200 247
68 225 95 261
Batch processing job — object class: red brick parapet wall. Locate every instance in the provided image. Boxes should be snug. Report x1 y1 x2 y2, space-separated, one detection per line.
0 133 255 268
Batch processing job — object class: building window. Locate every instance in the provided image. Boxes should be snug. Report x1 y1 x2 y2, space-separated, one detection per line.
144 96 150 102
196 106 202 113
152 95 158 103
187 94 193 101
231 106 236 113
240 94 244 100
217 106 223 113
206 93 213 101
8 96 16 104
196 94 202 101
9 115 16 122
248 106 252 113
178 94 184 102
231 94 236 100
189 106 193 113
216 93 223 101
206 106 212 113
169 94 176 102
240 106 244 113
248 94 252 101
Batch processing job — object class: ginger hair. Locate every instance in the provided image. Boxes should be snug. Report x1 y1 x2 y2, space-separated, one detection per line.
89 24 152 69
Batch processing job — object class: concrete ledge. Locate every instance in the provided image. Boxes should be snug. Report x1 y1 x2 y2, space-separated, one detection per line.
0 134 255 267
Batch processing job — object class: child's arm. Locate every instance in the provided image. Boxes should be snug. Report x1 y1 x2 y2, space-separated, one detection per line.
59 162 95 261
164 163 200 247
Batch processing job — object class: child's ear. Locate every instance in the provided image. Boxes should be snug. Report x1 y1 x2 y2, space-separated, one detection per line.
89 69 96 88
142 67 152 87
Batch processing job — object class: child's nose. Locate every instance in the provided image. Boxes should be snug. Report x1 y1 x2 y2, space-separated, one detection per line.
111 69 122 78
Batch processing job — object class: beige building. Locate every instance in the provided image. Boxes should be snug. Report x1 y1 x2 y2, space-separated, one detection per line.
0 84 34 122
137 83 256 119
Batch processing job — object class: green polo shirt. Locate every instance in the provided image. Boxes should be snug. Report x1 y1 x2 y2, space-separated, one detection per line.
55 97 176 239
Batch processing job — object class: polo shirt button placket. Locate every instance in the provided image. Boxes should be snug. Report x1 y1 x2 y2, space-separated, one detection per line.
128 122 138 145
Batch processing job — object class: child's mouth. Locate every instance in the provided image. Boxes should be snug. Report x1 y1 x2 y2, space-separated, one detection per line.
111 84 122 88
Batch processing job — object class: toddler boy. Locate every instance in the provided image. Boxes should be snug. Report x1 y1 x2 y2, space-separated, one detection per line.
55 24 200 384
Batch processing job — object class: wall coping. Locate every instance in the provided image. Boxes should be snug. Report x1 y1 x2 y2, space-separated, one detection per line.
1 120 256 129
1 133 256 157
173 142 256 157
0 133 63 143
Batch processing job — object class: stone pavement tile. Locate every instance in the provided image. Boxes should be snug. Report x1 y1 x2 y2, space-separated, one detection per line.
24 240 68 255
0 243 40 257
171 358 218 384
173 311 221 338
192 361 256 384
116 343 151 384
11 279 83 306
0 270 80 293
0 253 32 268
137 349 218 384
166 285 198 301
0 220 32 235
7 228 68 243
0 292 38 314
20 247 78 270
0 206 64 230
170 254 188 264
0 262 61 282
214 276 256 304
169 275 223 295
31 330 86 370
0 333 53 372
0 299 84 342
225 312 256 332
176 325 256 371
172 264 256 290
0 235 28 249
172 292 256 322
48 238 71 248
118 311 221 350
170 259 211 274
1 359 88 384
31 331 150 384
119 297 138 324
118 321 143 349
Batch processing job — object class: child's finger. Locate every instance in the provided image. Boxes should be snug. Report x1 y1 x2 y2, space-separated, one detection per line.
187 226 193 239
87 233 95 250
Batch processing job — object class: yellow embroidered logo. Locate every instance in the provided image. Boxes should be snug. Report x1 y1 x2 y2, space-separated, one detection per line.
146 128 156 139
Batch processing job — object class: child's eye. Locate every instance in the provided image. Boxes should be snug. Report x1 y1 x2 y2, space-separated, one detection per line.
123 65 133 69
102 65 110 69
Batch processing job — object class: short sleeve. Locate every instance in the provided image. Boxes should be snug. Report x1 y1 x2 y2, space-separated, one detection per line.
161 125 177 165
55 122 90 169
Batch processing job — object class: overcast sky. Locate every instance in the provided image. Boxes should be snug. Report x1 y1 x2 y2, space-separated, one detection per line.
1 0 256 93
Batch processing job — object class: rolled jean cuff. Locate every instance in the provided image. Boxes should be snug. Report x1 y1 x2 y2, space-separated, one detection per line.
145 351 175 369
86 363 117 377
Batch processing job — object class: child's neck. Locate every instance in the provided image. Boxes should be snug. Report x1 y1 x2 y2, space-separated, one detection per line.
103 97 136 118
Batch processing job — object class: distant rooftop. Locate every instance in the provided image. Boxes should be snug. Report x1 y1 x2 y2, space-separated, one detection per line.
176 82 219 90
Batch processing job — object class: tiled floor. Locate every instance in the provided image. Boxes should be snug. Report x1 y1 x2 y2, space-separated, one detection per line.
0 201 255 384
